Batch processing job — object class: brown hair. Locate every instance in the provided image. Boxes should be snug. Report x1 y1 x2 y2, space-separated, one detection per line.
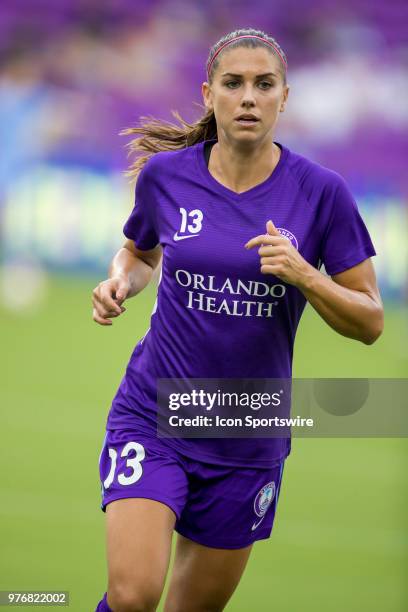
121 28 287 181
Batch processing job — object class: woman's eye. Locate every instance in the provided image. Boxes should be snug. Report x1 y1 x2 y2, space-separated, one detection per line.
224 81 273 90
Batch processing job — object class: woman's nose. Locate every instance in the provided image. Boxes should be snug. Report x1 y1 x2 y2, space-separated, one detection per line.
240 85 256 106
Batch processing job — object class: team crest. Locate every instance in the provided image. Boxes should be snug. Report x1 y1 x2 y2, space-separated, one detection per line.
254 481 276 518
277 227 298 250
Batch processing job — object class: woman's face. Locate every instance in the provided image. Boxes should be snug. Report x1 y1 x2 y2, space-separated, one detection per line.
202 46 289 146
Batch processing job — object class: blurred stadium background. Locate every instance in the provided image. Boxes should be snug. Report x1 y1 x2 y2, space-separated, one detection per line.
0 1 407 610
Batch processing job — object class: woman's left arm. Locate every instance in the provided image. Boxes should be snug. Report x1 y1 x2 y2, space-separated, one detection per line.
245 220 384 345
296 258 384 345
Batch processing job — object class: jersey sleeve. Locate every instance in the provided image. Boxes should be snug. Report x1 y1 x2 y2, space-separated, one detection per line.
320 176 376 276
123 160 159 250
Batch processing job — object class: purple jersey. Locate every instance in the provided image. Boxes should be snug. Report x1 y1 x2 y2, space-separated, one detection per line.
106 140 376 466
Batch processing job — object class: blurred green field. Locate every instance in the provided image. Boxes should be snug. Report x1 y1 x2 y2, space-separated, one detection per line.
1 275 407 611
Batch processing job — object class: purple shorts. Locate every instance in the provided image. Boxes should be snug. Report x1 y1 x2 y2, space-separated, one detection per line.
98 429 285 549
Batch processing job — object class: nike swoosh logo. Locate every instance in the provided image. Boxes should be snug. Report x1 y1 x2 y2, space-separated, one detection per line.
251 517 265 531
173 233 200 242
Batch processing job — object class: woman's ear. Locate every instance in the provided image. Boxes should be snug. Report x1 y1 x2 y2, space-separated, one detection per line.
202 81 213 112
280 85 289 112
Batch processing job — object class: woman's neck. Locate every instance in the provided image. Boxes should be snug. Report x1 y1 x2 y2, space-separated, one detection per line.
208 138 280 194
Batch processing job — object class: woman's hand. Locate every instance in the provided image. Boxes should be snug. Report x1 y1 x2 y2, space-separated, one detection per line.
245 220 313 287
92 276 129 326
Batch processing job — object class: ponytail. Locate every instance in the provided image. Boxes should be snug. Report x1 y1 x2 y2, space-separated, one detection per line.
121 107 217 181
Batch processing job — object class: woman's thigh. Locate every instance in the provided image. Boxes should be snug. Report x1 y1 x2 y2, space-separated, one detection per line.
163 534 253 612
98 429 189 609
106 498 176 611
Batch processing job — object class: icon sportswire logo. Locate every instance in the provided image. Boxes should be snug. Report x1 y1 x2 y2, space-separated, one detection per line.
174 207 203 242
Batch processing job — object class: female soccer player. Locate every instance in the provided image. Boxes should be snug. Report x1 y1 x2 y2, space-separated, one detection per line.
93 28 383 612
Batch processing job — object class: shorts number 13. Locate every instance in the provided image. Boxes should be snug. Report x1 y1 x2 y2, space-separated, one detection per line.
103 442 145 489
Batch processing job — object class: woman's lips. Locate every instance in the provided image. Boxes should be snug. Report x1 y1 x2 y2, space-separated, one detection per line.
235 118 259 126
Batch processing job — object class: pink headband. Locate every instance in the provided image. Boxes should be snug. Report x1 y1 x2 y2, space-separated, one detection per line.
207 35 288 78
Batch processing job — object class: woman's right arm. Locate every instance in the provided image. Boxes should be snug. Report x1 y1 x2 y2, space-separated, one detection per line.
92 240 162 326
